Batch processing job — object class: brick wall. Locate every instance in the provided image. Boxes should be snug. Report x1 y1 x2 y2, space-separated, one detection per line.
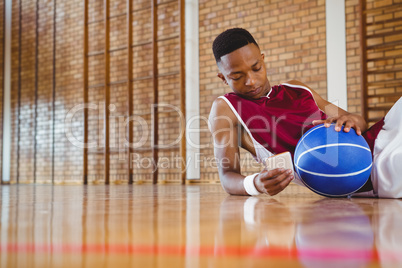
345 0 402 121
53 0 84 183
364 0 402 122
345 0 362 114
9 0 85 183
8 0 183 184
36 0 55 183
10 0 19 183
18 0 36 183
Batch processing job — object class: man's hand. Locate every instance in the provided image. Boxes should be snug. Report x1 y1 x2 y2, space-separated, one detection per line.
254 168 294 196
312 113 366 136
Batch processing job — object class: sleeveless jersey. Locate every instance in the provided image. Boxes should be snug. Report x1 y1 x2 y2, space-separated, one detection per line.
220 83 327 161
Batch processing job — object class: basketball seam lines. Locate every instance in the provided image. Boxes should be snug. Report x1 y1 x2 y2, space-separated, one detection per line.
300 179 370 197
295 162 373 177
297 124 327 145
295 143 372 177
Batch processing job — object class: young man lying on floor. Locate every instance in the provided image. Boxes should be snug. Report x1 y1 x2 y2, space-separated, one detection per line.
209 28 402 198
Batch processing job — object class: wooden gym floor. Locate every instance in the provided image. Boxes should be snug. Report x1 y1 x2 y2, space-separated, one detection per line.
1 183 402 268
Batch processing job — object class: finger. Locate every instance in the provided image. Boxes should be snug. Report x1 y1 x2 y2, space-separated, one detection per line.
263 169 292 187
260 168 286 181
334 118 345 131
266 173 293 196
343 120 354 133
261 172 292 196
355 126 362 136
272 169 293 186
312 119 325 126
324 117 336 127
276 173 293 191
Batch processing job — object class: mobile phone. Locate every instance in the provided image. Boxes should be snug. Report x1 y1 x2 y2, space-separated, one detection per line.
264 152 294 177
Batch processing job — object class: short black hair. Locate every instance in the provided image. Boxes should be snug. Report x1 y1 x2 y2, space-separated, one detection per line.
212 28 259 63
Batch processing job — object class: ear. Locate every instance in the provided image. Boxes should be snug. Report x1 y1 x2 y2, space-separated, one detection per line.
217 73 228 85
261 53 265 60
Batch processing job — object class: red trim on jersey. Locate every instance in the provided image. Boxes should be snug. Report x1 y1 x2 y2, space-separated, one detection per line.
362 118 385 155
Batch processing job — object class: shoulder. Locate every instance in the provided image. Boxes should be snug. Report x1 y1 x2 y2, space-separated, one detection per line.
282 80 314 93
210 95 239 116
284 80 309 87
283 80 328 108
210 97 230 115
209 97 239 132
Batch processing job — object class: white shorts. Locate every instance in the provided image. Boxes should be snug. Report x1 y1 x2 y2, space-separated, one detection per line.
356 97 402 198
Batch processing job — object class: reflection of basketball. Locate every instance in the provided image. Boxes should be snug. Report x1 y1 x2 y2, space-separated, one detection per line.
296 199 374 268
294 124 372 197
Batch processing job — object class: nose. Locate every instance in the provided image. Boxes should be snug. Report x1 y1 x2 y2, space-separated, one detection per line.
245 72 256 86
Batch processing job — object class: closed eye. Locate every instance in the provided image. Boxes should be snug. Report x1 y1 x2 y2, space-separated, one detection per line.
253 66 262 72
230 75 242 81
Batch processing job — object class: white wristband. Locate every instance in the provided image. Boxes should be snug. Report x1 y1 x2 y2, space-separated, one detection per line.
243 173 261 196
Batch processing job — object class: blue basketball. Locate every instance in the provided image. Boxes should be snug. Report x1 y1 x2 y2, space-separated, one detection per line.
294 123 372 197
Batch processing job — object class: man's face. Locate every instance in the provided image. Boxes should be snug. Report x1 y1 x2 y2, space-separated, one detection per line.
217 43 271 100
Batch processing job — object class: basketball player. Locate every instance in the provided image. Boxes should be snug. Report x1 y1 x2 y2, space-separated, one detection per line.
209 28 402 198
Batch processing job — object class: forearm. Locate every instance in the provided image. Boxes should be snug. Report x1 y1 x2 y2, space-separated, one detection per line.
219 170 249 195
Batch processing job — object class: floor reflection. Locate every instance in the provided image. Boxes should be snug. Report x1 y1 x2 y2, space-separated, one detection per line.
218 194 402 267
1 184 402 267
295 199 374 268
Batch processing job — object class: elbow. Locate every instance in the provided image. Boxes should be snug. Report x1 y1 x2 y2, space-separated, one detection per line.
220 181 235 195
219 173 247 196
219 175 232 194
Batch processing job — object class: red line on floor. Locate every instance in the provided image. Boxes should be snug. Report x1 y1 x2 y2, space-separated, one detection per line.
0 242 386 262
